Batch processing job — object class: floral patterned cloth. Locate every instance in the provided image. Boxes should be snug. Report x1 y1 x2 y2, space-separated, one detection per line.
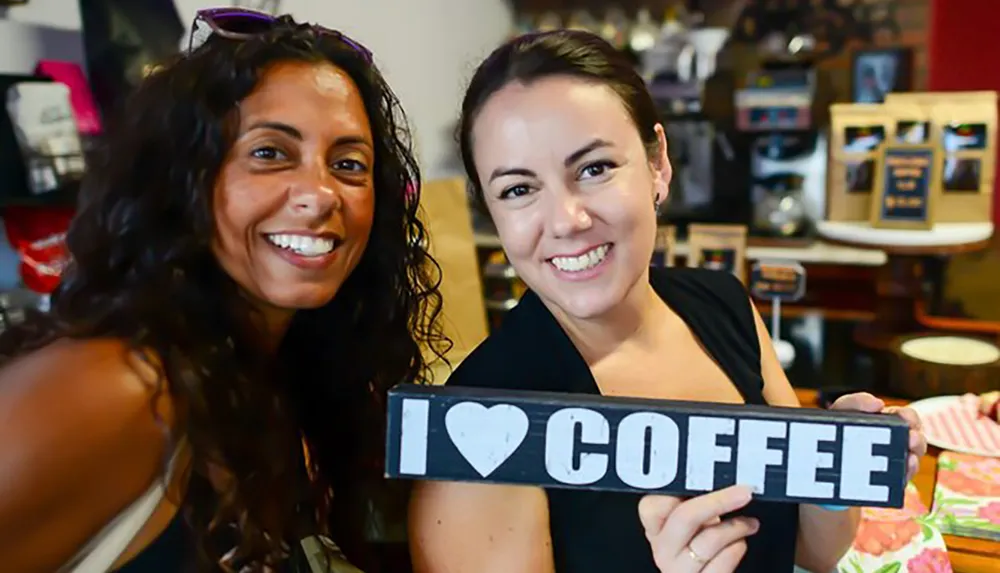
930 451 1000 542
837 483 952 573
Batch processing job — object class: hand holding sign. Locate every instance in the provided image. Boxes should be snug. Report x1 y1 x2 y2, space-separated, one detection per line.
640 485 759 573
829 392 927 483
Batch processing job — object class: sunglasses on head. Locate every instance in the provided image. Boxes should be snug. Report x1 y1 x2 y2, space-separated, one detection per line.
189 7 372 62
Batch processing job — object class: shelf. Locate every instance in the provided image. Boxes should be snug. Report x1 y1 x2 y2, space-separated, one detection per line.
485 299 518 311
483 263 518 279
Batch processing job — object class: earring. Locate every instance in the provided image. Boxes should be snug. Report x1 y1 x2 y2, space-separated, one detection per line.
653 193 661 209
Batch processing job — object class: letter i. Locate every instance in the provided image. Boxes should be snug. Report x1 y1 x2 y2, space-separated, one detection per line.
399 399 430 475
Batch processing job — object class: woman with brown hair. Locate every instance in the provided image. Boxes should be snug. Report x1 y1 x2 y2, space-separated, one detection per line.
409 29 925 573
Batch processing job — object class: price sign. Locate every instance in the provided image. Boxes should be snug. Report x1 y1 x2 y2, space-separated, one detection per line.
871 145 937 229
750 260 806 302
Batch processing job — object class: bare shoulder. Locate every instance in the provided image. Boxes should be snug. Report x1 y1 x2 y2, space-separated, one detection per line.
1 337 175 443
409 480 554 573
0 337 176 570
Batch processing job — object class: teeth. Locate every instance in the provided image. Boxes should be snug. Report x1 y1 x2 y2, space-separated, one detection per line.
266 234 336 257
551 244 610 272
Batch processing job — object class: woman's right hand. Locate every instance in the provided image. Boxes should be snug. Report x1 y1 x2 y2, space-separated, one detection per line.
638 485 759 573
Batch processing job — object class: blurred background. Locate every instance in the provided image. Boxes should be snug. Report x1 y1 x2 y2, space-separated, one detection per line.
1 0 999 397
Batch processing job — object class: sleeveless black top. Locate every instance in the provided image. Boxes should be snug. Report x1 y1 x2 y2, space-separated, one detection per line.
446 267 799 572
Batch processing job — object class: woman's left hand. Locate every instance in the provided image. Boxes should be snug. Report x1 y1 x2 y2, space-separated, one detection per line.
829 392 928 481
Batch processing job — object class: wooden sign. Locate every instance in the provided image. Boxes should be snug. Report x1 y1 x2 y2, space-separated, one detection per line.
871 145 938 229
749 260 806 302
385 384 909 508
687 224 748 283
651 225 676 268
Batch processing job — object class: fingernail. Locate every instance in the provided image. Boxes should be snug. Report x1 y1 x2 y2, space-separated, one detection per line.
734 485 753 503
749 518 760 533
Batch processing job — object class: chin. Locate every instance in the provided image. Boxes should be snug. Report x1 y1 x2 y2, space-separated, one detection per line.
551 290 623 320
262 287 340 311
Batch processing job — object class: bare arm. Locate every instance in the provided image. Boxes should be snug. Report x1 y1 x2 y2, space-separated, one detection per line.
749 302 860 573
408 480 555 573
0 338 174 571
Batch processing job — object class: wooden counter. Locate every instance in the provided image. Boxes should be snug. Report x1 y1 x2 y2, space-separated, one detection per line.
795 388 1000 573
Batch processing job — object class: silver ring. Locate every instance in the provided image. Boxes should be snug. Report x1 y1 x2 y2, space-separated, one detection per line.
686 545 707 565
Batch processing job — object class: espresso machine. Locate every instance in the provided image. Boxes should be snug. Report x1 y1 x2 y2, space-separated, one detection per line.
642 18 747 237
733 35 832 241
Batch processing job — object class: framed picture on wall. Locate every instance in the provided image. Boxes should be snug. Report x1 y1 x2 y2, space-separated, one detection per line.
851 47 914 104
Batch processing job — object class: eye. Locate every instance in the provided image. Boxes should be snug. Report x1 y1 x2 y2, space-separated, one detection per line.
332 158 368 172
498 185 531 200
580 160 616 179
250 146 287 161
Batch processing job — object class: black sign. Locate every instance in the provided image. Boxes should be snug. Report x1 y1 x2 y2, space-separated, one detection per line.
750 261 806 302
878 146 934 224
385 384 909 508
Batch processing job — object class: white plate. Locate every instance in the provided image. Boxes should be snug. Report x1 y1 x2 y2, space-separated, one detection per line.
907 395 1000 458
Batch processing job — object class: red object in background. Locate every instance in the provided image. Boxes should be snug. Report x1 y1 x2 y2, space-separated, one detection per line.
928 0 1000 223
2 207 74 294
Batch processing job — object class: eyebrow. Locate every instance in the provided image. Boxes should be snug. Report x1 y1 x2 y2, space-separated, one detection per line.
487 138 614 182
246 121 373 148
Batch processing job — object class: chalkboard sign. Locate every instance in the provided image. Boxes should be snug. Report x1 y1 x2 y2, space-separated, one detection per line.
749 261 806 302
385 384 909 508
871 145 937 229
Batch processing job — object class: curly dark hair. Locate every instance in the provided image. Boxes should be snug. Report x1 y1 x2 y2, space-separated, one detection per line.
0 17 449 570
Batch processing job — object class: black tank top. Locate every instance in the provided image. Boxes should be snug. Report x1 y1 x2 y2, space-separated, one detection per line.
446 267 799 572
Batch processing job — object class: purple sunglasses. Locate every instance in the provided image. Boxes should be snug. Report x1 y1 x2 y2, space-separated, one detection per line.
189 7 372 62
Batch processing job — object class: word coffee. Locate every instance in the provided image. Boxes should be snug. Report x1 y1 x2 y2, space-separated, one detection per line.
384 385 909 507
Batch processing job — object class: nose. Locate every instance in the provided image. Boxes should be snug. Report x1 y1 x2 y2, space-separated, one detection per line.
548 189 592 238
288 162 342 219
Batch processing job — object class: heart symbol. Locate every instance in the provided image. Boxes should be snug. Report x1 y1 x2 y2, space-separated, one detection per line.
445 402 529 478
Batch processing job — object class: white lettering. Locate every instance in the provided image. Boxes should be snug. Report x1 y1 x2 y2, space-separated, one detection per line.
545 408 609 485
398 398 429 475
615 412 680 489
736 419 787 494
686 416 735 491
786 422 836 499
840 426 891 503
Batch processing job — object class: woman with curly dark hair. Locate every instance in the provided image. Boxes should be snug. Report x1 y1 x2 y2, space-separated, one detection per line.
0 8 447 572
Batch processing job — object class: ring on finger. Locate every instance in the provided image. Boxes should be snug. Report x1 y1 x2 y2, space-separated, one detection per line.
686 544 708 565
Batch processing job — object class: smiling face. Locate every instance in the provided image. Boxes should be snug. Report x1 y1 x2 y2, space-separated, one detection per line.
470 75 670 320
212 60 375 328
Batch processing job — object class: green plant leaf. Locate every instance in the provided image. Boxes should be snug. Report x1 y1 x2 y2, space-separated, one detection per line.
872 562 902 573
921 522 935 541
844 556 865 573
